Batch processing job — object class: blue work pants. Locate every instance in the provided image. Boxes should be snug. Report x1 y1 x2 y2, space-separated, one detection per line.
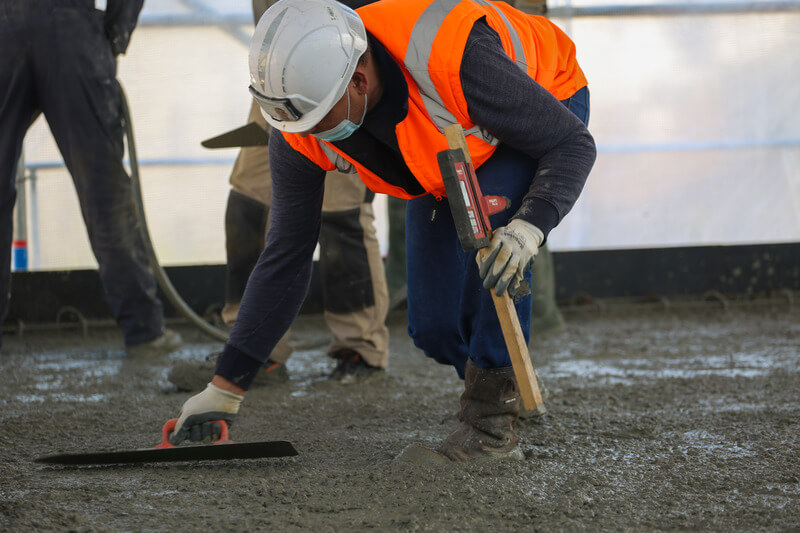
406 87 590 377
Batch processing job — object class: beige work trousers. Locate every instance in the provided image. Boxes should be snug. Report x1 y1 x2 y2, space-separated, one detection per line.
221 100 389 368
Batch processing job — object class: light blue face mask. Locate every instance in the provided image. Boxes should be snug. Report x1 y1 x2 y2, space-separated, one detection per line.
313 89 367 142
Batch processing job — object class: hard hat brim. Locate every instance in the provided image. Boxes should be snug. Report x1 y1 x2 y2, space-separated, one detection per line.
249 0 368 134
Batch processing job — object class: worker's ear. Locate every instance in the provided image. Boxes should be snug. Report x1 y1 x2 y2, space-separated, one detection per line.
351 71 369 95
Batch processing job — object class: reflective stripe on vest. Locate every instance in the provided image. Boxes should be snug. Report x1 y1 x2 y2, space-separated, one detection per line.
320 143 357 175
405 0 528 145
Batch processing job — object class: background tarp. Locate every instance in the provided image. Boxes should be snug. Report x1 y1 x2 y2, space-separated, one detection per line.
16 0 800 270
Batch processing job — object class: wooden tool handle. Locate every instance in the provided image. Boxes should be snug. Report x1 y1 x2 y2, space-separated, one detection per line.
443 124 544 411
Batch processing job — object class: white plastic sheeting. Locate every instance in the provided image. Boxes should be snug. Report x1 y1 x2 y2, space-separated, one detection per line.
549 7 800 250
18 2 800 270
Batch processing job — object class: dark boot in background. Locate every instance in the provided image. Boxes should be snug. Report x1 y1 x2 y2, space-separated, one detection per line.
126 329 183 358
397 360 523 464
168 351 289 392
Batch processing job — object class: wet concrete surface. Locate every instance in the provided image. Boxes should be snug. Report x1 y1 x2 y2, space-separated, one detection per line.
1 306 799 531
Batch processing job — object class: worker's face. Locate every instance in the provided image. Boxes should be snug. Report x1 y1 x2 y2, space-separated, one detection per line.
299 55 377 138
299 80 367 138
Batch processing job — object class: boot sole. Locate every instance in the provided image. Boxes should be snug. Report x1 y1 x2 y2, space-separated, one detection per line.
395 443 524 464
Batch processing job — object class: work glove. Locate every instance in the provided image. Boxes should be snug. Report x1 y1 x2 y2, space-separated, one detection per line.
478 219 544 298
169 383 244 445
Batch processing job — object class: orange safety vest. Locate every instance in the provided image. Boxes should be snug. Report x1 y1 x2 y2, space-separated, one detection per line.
283 0 587 200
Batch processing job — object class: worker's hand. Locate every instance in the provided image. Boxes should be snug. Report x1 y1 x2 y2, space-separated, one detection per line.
169 383 244 445
478 219 544 297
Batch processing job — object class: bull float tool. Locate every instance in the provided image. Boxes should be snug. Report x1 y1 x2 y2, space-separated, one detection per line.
35 419 297 466
437 125 545 413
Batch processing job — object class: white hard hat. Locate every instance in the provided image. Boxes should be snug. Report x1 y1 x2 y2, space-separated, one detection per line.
248 0 368 133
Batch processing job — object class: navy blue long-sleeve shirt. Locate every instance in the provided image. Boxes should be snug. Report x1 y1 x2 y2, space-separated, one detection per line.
216 19 597 388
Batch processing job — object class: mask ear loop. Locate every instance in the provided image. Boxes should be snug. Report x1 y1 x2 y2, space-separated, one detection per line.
355 91 368 127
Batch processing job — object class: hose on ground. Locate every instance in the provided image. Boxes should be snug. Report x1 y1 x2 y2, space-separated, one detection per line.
119 82 230 342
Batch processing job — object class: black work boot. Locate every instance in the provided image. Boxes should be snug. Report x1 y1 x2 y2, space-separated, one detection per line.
126 329 183 358
328 348 384 384
397 360 523 464
168 352 288 392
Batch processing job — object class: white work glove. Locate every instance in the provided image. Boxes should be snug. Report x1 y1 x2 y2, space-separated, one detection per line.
169 383 244 445
477 219 544 298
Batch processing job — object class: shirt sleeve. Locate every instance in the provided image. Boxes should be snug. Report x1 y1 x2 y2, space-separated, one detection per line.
459 19 597 239
104 0 144 55
216 133 327 389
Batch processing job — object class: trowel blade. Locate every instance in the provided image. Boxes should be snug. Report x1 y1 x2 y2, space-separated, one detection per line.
35 441 297 465
201 122 269 149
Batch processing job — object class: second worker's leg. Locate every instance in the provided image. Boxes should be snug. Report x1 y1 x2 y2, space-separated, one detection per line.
319 170 389 383
35 8 174 352
0 14 39 350
530 244 565 336
222 189 268 324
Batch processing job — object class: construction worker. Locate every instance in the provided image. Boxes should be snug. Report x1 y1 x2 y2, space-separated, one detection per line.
167 0 388 390
168 0 596 462
0 0 182 356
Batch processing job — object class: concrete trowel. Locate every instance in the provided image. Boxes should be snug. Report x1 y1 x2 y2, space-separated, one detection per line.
35 419 297 466
201 122 269 149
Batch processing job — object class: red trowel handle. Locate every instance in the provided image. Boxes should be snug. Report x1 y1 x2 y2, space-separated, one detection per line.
155 418 232 448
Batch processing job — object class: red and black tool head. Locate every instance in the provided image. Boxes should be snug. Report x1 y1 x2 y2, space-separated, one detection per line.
437 148 508 252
